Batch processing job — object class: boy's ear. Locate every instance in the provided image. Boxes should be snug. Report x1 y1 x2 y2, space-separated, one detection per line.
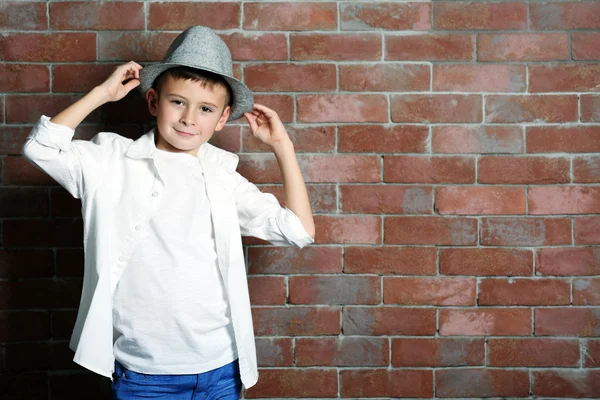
214 105 231 132
146 88 159 117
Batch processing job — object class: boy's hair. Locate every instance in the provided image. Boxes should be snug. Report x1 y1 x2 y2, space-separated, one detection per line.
152 66 233 110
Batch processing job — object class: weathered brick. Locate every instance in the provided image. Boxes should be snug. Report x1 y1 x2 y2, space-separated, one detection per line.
573 278 600 305
246 369 338 398
440 308 531 336
0 187 48 217
343 307 436 335
340 2 431 31
581 95 600 122
244 2 336 31
437 369 529 398
251 307 340 336
477 33 568 61
535 308 600 337
529 64 600 92
531 2 600 30
255 184 337 214
296 337 388 366
385 216 477 245
529 186 600 215
527 126 600 153
340 63 430 92
344 246 437 275
149 2 239 30
0 33 96 62
573 33 600 60
248 247 342 275
537 247 600 276
432 125 524 154
0 127 33 155
243 126 335 153
53 64 117 93
3 156 56 185
486 95 578 123
480 218 572 246
0 2 47 30
0 311 49 341
341 185 432 214
386 34 473 61
248 276 286 305
478 156 570 184
340 370 434 398
222 33 288 61
50 2 144 30
479 278 570 306
0 372 48 400
314 215 381 244
391 94 482 123
98 32 177 62
209 125 240 153
55 249 84 278
0 64 49 93
3 219 83 248
253 94 293 122
433 64 526 92
583 339 600 367
440 248 533 276
0 250 54 279
51 310 77 340
575 216 600 245
6 94 101 124
385 155 475 184
289 276 380 305
574 156 600 183
533 370 600 398
338 125 428 153
435 2 527 30
291 33 381 61
255 338 293 367
392 338 484 367
384 277 476 306
0 280 81 309
489 338 579 367
298 94 388 123
244 63 336 92
436 187 525 215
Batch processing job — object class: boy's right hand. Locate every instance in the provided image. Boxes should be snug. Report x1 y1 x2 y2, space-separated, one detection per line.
97 61 143 103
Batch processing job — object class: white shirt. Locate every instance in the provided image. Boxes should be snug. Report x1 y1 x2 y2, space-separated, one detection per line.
113 149 236 374
22 116 314 389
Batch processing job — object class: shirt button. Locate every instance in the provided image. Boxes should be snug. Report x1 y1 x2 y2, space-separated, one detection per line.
118 256 125 262
152 192 158 197
135 225 142 231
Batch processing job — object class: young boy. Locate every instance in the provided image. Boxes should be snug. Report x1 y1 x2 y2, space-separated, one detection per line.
22 26 315 399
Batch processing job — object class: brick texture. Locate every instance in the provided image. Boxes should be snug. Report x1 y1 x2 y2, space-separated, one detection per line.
1 1 598 398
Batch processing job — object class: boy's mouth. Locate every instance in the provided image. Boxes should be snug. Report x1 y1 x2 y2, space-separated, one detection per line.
174 128 196 137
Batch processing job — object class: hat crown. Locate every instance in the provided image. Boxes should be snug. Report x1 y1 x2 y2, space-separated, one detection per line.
163 26 233 76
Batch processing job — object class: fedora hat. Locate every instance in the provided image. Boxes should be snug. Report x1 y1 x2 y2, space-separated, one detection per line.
138 26 253 121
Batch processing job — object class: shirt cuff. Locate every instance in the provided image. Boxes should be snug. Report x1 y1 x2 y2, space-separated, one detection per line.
277 207 315 249
27 115 76 152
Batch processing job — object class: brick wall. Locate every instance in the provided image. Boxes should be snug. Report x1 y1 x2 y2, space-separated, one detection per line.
1 1 599 399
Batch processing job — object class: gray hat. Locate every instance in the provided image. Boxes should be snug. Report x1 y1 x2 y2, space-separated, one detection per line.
138 26 253 121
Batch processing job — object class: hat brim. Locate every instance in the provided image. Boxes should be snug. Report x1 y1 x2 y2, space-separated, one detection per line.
138 62 253 121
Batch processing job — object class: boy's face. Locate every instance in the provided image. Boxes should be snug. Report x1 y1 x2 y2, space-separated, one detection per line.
146 75 231 156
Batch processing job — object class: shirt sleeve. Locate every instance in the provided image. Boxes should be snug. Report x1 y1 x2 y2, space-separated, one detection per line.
232 171 314 249
22 116 113 199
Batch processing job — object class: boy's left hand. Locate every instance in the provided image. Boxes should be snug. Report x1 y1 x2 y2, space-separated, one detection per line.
244 104 292 150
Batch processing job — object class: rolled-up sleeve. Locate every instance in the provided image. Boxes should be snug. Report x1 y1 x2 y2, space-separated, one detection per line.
232 171 314 248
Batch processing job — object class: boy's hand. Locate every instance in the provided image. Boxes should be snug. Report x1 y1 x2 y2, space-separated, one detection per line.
244 104 292 150
97 61 143 103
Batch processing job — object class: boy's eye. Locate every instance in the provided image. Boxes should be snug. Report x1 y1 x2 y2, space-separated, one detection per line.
201 106 213 113
171 100 184 106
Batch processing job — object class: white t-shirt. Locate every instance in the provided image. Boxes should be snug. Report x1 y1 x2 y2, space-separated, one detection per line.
112 148 237 374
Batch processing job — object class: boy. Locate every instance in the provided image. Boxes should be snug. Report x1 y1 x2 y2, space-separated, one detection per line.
22 26 315 399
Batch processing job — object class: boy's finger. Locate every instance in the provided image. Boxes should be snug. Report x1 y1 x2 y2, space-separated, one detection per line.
123 79 140 92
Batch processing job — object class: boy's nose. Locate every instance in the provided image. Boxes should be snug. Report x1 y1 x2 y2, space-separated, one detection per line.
180 110 195 126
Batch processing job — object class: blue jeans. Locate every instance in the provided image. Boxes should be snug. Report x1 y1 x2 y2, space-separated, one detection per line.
111 359 242 400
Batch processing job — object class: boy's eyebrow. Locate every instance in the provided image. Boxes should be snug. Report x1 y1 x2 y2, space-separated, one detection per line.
166 93 219 108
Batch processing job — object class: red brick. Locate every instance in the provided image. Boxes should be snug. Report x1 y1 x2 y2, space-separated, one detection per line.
101 91 152 125
478 156 570 184
0 187 48 217
255 338 293 367
531 2 600 30
338 125 428 153
391 94 482 123
51 310 77 340
527 126 600 153
340 370 434 398
436 186 526 215
244 2 336 31
50 2 144 30
3 219 83 248
4 342 71 372
477 33 569 61
245 63 336 92
341 185 432 214
529 186 600 215
0 64 49 93
486 95 577 123
385 155 475 184
481 218 572 246
55 249 84 278
296 337 388 366
581 95 600 122
385 216 477 245
53 64 118 93
0 250 53 279
6 94 100 124
343 307 436 335
222 33 288 61
248 247 341 275
393 338 484 367
433 64 526 92
98 31 177 62
479 278 570 306
435 2 527 30
149 2 239 30
574 156 600 183
440 248 533 276
583 339 600 367
384 277 476 306
574 278 600 305
291 33 381 61
573 33 600 60
0 311 49 341
0 127 32 155
298 94 388 123
575 216 600 245
537 247 600 276
344 246 437 275
0 279 81 309
256 184 337 214
386 34 473 61
3 156 56 185
533 370 600 398
0 373 48 400
535 308 600 337
489 338 579 367
0 33 96 62
437 369 529 398
246 369 338 398
209 125 240 153
243 126 335 153
340 63 430 92
252 307 340 336
248 276 286 305
440 308 531 336
289 276 380 305
315 215 381 244
252 94 294 122
530 64 600 92
432 125 523 154
340 2 431 30
0 2 47 30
